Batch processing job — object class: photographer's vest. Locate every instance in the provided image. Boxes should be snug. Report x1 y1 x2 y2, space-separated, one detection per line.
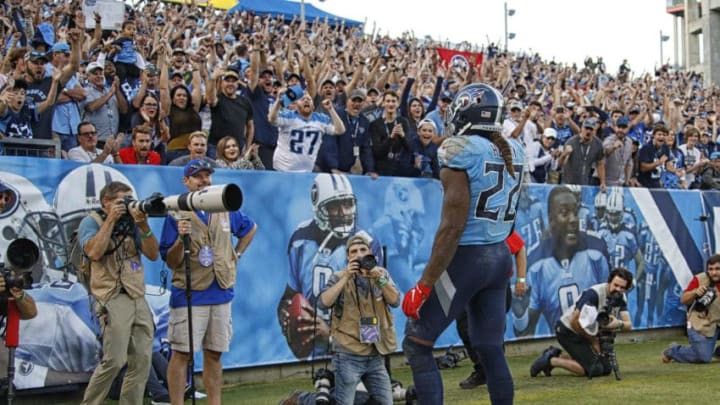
171 211 237 290
688 273 720 337
330 272 397 356
87 212 145 304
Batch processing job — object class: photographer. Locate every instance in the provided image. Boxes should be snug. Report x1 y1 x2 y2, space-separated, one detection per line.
530 268 633 378
0 272 37 320
159 159 257 405
317 233 400 405
662 254 720 364
78 181 159 405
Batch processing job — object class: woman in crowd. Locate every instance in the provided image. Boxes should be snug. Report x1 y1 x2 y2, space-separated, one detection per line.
411 118 440 179
215 136 264 170
131 93 169 163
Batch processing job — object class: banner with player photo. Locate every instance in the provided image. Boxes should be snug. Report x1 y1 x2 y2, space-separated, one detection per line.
0 156 712 390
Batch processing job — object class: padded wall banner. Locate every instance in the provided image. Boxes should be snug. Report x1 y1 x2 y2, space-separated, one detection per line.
0 157 709 389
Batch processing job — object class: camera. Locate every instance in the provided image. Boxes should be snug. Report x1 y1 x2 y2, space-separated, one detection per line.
122 192 167 217
391 380 418 405
312 368 334 405
694 283 717 312
353 255 377 271
0 238 37 294
591 291 625 381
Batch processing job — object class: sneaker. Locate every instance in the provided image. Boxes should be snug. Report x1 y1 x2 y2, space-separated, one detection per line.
459 370 487 389
530 346 556 377
151 401 171 405
661 347 673 364
541 346 562 376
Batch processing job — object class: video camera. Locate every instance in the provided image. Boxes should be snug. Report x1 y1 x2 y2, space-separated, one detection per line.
0 238 37 294
592 291 626 381
113 184 244 236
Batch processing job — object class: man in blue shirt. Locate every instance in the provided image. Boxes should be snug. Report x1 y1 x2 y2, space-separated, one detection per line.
160 159 257 405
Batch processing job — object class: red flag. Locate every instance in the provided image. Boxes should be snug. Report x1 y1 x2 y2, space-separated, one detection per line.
436 47 484 72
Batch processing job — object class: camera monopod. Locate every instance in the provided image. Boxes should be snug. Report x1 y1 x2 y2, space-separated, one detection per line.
5 300 19 405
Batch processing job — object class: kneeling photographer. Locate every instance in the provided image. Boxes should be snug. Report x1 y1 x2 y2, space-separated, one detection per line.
662 254 720 364
314 233 400 405
531 268 633 378
78 181 159 405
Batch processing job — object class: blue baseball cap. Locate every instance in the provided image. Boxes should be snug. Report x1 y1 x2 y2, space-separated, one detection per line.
711 152 720 160
440 90 453 101
49 42 70 53
616 116 631 127
184 159 214 177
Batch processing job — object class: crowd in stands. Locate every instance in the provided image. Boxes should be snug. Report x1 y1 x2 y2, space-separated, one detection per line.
1 0 719 190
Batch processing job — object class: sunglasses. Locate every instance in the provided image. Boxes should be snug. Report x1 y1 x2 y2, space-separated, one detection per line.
80 131 98 137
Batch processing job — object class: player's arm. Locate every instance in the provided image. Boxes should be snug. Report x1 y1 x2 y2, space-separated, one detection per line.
419 167 468 287
402 166 469 319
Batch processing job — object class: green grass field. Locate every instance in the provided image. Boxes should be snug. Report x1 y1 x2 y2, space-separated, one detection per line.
17 336 714 404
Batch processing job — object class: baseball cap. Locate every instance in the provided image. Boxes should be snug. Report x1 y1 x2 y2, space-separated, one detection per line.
629 107 640 114
172 48 187 56
349 88 367 101
582 118 596 129
24 50 48 62
440 90 453 101
321 78 335 87
543 128 557 139
367 87 380 96
170 70 184 79
259 67 274 77
87 61 104 73
49 42 70 53
222 70 240 80
711 152 720 160
184 159 215 177
616 116 631 127
346 233 370 250
286 72 302 82
509 101 523 111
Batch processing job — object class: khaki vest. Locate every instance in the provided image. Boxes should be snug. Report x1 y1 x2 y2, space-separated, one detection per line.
87 212 145 304
688 272 720 337
330 271 397 356
171 211 237 290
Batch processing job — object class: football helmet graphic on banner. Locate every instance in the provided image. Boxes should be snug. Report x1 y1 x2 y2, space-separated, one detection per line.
0 172 68 283
311 173 357 238
53 163 137 243
606 190 625 232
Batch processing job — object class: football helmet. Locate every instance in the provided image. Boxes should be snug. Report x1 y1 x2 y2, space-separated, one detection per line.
311 173 356 238
0 172 68 283
606 191 624 232
446 83 504 135
53 164 137 245
594 191 607 220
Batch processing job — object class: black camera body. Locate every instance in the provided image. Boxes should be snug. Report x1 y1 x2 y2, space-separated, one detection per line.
353 255 377 271
122 192 167 218
0 266 32 293
312 368 334 405
694 281 717 313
